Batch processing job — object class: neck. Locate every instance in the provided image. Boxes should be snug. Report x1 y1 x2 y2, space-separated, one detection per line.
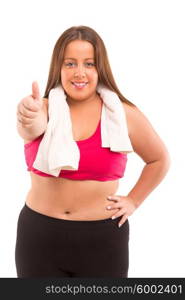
66 92 100 110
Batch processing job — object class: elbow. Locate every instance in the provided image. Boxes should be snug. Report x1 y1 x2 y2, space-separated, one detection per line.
147 151 171 172
159 151 171 172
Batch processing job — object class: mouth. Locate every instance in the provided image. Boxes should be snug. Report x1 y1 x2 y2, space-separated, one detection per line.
71 82 88 89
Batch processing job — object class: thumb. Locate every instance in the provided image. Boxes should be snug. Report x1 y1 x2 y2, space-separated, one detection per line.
32 81 41 101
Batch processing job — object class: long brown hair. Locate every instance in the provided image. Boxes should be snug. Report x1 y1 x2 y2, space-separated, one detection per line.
43 25 136 107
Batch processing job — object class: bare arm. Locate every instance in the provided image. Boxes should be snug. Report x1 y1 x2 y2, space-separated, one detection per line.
127 159 170 208
123 103 171 208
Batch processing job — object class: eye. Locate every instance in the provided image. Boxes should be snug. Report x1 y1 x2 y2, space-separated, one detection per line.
86 62 95 66
65 62 95 67
65 62 75 67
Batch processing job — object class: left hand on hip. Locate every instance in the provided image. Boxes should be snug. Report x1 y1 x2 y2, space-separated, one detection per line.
106 195 136 227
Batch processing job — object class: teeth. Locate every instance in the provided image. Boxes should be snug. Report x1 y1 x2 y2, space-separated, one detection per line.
73 82 87 86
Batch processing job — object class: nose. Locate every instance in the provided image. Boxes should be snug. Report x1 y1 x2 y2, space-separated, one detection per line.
74 64 86 78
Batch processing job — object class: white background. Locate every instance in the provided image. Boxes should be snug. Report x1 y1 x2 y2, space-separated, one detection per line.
0 0 184 277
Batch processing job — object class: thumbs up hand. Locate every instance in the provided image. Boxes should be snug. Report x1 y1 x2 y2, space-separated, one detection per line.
31 81 43 107
17 81 44 127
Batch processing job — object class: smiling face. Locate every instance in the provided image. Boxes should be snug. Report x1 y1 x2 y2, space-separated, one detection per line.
61 40 98 104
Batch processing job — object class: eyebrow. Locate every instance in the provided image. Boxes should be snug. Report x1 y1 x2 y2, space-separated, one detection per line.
64 57 94 60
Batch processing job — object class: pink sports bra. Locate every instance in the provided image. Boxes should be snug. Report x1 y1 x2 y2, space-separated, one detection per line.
24 119 128 181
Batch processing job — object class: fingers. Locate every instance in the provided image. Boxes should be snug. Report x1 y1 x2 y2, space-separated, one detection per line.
106 202 122 210
107 195 122 201
17 107 35 126
17 114 34 127
118 215 128 227
17 99 39 126
106 195 127 226
17 106 35 120
17 81 42 126
106 195 131 227
17 101 37 117
110 207 128 227
111 208 127 219
106 195 122 211
32 81 40 101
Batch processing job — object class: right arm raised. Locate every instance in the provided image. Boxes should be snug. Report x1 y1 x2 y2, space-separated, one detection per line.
16 82 48 141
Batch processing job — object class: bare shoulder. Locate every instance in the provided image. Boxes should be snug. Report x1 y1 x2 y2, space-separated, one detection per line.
122 102 170 163
122 102 138 136
23 98 48 144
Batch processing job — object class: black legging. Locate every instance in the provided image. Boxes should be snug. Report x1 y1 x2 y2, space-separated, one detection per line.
15 203 129 278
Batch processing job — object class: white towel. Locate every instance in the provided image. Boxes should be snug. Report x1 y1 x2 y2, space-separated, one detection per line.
33 83 133 176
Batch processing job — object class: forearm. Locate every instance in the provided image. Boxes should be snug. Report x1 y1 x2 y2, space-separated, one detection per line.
127 158 171 208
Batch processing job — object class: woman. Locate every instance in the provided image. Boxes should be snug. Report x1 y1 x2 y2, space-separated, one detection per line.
15 25 171 278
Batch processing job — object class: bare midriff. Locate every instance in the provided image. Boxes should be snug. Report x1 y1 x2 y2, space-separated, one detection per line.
25 171 120 221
